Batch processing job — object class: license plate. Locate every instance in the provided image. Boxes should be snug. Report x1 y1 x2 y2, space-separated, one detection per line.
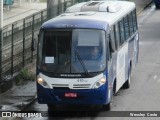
65 93 77 98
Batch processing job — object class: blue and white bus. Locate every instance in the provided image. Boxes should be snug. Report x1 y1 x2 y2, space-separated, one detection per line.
36 1 139 110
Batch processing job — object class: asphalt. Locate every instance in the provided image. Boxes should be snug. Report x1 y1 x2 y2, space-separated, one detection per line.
0 0 153 116
0 61 37 112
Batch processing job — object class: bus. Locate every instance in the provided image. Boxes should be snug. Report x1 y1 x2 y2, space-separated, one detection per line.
153 0 160 9
36 0 139 110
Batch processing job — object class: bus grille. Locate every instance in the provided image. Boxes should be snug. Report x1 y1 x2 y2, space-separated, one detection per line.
51 84 91 89
52 84 68 88
73 84 91 89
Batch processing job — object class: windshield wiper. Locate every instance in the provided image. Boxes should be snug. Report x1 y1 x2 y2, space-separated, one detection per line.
75 50 89 76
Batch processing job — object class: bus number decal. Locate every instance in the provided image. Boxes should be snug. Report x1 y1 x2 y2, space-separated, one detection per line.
77 79 87 82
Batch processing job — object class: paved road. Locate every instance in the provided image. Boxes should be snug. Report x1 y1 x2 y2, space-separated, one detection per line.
17 3 160 120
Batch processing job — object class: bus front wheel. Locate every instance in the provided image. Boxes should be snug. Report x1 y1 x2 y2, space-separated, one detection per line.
47 103 57 110
155 3 160 9
102 103 111 111
102 87 114 111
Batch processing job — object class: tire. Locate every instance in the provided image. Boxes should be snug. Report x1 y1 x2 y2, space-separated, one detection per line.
102 86 114 111
155 3 160 9
113 80 117 96
123 69 131 89
102 103 111 111
47 103 57 110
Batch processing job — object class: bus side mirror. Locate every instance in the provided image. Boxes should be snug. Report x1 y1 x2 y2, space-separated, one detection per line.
31 38 36 51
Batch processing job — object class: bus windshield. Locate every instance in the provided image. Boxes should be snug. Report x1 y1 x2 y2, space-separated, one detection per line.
38 29 106 74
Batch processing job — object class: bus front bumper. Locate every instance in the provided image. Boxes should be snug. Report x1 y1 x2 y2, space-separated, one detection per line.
37 83 109 105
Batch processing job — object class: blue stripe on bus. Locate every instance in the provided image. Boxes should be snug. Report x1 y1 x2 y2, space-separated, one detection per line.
41 19 108 30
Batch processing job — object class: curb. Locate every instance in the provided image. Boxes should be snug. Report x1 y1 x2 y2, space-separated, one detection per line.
137 1 153 15
21 94 37 111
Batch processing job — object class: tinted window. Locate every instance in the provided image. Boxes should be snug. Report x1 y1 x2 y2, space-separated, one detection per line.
115 23 120 48
133 9 138 32
124 16 130 40
119 20 125 45
128 12 134 35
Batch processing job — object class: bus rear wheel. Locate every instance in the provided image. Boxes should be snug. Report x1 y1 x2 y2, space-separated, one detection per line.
123 69 131 89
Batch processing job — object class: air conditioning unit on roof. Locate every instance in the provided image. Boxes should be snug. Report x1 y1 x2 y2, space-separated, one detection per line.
99 2 121 13
81 1 121 13
65 1 121 13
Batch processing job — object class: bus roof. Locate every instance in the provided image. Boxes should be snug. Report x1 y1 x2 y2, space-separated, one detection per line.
42 1 135 30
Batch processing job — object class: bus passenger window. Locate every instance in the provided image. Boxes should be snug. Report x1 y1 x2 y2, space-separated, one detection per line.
129 12 134 35
110 27 117 51
119 20 125 45
133 9 138 32
124 16 130 40
115 24 120 49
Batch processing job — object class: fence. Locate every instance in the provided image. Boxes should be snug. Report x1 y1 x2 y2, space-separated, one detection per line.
0 0 90 85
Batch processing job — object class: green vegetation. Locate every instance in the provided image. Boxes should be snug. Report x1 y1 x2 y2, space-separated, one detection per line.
39 0 47 2
15 68 35 85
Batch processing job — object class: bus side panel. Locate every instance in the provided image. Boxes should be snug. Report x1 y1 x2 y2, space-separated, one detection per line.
133 33 139 66
128 32 139 70
116 43 129 92
107 51 117 101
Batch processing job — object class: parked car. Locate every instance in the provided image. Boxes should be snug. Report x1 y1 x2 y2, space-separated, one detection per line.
153 0 160 9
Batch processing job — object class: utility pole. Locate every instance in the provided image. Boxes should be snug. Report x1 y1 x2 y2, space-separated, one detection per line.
47 0 68 19
19 0 22 6
0 0 3 29
0 0 3 91
47 0 59 19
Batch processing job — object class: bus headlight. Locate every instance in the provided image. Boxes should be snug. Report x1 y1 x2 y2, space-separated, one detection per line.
92 76 106 89
37 77 50 88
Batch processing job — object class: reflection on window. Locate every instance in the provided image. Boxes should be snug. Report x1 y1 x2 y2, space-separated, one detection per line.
119 20 125 45
77 31 100 46
133 9 137 32
129 11 134 35
43 31 71 65
124 16 130 40
115 24 120 48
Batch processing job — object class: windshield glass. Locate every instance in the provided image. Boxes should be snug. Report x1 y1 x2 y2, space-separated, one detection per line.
38 29 106 74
